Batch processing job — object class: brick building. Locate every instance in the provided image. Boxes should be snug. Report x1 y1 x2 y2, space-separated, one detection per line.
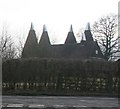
22 23 103 59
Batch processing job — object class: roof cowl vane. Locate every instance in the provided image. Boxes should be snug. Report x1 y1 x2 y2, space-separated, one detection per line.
85 22 91 30
43 24 47 32
69 24 73 32
30 22 34 30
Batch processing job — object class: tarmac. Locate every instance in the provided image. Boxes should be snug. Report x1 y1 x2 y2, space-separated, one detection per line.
1 96 120 109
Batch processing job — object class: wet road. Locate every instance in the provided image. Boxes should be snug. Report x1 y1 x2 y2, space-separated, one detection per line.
2 96 119 108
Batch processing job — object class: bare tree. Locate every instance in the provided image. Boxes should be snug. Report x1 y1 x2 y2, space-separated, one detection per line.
76 27 84 43
15 37 25 58
92 14 119 60
0 28 17 61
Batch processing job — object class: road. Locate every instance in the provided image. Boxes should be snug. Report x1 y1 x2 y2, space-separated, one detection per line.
1 96 119 108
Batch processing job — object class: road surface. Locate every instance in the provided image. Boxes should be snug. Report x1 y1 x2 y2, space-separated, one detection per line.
1 96 119 108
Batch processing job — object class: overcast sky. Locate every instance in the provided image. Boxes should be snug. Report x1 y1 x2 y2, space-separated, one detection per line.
0 0 119 44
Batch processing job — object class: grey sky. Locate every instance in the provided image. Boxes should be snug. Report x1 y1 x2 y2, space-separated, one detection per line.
0 0 119 44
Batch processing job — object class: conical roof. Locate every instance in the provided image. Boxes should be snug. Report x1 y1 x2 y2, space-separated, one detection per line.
65 25 76 44
84 23 93 42
39 25 51 45
22 23 38 58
